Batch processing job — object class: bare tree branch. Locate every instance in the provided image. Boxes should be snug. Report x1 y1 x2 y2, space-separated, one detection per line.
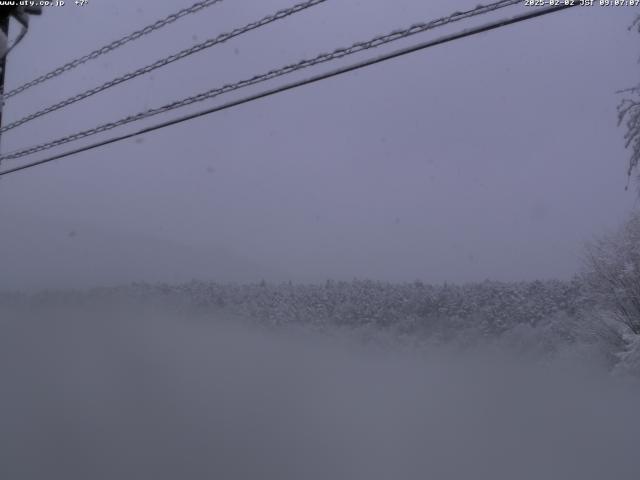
618 15 640 189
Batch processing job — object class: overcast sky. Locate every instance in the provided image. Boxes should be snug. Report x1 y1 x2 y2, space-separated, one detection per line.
0 0 638 290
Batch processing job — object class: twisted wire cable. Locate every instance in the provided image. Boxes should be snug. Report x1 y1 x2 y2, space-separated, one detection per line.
0 0 522 163
0 0 327 134
1 0 226 101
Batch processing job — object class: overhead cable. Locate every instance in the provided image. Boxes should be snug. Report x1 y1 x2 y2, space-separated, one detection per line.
0 0 523 161
0 0 327 133
0 3 578 177
1 0 225 101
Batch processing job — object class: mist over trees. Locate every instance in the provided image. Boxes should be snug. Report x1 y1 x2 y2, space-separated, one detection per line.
3 242 638 375
5 207 640 375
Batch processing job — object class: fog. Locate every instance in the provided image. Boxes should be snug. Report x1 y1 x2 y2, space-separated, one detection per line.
2 2 640 478
1 302 639 480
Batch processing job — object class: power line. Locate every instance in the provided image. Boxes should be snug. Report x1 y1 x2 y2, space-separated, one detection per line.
0 0 521 162
0 0 225 101
0 0 327 134
0 3 577 178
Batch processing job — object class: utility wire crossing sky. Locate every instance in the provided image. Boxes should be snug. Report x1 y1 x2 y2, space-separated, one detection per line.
0 0 572 176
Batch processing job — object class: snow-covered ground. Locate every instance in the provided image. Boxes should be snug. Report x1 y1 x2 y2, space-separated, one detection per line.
1 301 639 479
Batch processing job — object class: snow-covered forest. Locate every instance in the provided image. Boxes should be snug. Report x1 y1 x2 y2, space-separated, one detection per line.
2 210 640 376
3 241 640 479
0 275 631 367
3 211 640 377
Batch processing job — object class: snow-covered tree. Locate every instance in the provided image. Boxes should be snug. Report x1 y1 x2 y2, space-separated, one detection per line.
618 16 640 190
584 210 640 334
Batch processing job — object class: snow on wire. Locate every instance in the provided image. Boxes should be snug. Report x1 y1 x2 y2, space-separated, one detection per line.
0 0 328 134
0 0 523 163
0 0 226 101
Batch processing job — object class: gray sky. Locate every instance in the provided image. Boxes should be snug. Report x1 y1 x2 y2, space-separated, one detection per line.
0 0 638 289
